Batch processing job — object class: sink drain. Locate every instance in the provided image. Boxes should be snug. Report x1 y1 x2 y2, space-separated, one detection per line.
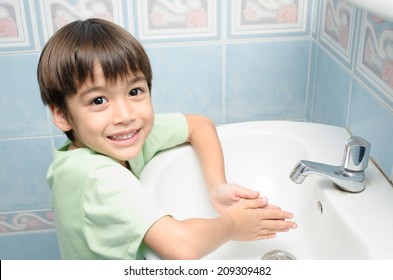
261 250 296 260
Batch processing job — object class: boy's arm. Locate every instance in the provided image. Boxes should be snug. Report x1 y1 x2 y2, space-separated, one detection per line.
184 114 261 213
144 197 295 259
143 114 296 259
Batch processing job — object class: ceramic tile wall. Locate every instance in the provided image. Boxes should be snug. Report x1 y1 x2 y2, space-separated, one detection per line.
310 0 393 181
1 0 392 259
0 0 311 259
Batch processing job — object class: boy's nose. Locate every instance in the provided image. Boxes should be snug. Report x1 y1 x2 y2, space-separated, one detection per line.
112 100 134 125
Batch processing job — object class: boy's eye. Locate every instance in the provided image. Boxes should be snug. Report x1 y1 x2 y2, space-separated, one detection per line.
129 88 142 96
91 97 108 105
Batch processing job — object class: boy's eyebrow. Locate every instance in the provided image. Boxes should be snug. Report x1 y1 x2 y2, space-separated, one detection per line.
79 75 146 96
127 75 147 85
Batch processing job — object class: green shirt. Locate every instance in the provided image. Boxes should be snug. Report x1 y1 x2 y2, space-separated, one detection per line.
48 113 188 259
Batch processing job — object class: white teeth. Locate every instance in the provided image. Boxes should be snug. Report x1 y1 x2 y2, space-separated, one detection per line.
110 130 137 141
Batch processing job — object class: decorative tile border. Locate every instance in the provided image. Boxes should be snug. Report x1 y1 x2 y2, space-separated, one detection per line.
312 0 321 37
136 0 217 40
0 0 315 49
38 0 123 42
0 209 54 235
356 12 393 108
230 0 308 36
0 0 31 49
320 0 355 64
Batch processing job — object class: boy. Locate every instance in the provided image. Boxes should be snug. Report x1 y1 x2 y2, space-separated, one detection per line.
37 18 296 259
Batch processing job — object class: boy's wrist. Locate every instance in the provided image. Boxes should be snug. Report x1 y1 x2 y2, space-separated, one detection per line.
217 211 235 241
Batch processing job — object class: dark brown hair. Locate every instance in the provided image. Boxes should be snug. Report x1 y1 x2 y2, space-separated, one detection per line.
37 18 152 140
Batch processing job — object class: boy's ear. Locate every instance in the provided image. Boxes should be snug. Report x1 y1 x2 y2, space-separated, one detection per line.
49 105 73 132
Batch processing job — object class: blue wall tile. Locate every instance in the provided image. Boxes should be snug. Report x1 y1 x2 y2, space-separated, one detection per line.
0 231 60 260
312 48 351 127
146 45 223 122
0 138 52 212
348 81 393 177
306 41 318 121
0 54 49 138
226 40 309 122
1 0 393 260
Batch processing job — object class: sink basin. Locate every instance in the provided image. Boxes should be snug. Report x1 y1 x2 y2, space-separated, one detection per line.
140 121 393 259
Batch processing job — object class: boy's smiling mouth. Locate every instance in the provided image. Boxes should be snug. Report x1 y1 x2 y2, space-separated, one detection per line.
107 128 141 143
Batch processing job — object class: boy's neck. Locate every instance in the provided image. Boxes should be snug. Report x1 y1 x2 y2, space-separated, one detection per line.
68 142 79 151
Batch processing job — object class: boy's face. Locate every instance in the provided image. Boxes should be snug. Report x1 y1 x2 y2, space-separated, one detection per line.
52 64 154 166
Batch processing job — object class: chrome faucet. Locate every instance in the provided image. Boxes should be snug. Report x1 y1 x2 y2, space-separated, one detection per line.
289 136 371 193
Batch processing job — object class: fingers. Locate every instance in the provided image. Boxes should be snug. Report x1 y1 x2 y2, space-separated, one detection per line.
258 233 276 240
251 218 297 241
239 197 268 209
239 199 297 226
239 198 293 218
235 185 260 200
262 208 294 220
228 200 297 241
259 218 297 230
250 203 297 231
262 203 281 210
243 219 297 241
239 197 288 213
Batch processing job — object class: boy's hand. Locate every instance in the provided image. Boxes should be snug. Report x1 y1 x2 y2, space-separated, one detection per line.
224 198 297 241
210 183 267 214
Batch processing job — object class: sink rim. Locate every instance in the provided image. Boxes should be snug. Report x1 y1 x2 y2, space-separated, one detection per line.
140 120 393 259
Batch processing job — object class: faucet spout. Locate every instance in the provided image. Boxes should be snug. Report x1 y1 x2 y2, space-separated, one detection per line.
289 136 370 193
289 160 366 193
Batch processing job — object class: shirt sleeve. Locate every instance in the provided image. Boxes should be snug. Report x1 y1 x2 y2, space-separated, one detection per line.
82 162 168 259
129 113 189 175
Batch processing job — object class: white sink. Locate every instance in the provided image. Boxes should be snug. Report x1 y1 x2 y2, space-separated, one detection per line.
140 121 393 259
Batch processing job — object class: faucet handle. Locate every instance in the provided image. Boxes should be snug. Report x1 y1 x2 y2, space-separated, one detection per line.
342 136 371 171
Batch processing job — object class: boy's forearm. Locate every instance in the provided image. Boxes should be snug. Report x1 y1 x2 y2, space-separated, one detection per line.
144 198 295 259
144 215 233 260
178 215 233 259
185 114 227 191
185 115 262 214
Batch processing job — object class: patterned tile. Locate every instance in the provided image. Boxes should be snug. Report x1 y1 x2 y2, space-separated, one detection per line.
38 0 123 41
356 12 393 108
319 0 356 64
0 0 36 51
230 0 309 37
136 0 218 41
0 210 54 235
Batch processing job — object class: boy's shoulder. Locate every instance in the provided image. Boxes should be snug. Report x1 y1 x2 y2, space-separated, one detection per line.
48 142 124 186
47 143 141 203
53 142 117 170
